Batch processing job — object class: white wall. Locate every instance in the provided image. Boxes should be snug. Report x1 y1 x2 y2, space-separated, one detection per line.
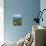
0 0 4 42
40 0 46 27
